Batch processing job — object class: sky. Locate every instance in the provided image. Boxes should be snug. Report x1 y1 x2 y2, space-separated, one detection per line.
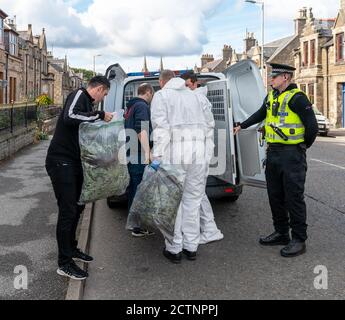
1 0 341 74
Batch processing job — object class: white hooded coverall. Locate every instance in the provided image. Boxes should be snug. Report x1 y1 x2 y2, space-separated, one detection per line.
151 78 223 254
194 86 224 245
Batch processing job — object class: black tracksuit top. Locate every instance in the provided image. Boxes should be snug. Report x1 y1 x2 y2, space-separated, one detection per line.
46 88 105 165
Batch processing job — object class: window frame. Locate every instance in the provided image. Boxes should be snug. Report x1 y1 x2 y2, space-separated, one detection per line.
303 41 309 66
310 39 316 66
336 32 345 63
308 83 315 105
9 32 18 56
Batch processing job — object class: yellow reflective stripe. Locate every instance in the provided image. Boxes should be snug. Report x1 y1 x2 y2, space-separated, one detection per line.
280 89 299 126
267 122 304 129
266 133 305 141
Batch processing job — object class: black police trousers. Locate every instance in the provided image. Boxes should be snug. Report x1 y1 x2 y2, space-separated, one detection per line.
265 144 308 242
46 160 85 267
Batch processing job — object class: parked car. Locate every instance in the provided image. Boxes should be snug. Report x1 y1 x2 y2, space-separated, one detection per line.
102 60 267 208
313 107 330 136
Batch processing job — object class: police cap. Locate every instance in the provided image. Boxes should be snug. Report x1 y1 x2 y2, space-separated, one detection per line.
269 63 296 77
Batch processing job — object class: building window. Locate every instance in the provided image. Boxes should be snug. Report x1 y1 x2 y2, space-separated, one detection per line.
9 32 18 56
310 40 316 65
0 72 3 104
0 18 4 45
303 41 309 66
9 77 17 103
308 83 315 105
336 33 345 62
300 84 307 93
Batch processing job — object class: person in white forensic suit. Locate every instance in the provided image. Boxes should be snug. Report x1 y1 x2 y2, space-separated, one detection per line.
181 71 224 245
151 70 221 264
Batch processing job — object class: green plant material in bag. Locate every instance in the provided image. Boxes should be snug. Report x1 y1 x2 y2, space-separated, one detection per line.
127 164 185 242
79 118 129 204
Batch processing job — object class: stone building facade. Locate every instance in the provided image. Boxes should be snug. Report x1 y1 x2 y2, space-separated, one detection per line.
293 0 345 128
0 7 85 106
0 9 8 104
48 55 83 105
326 0 345 127
293 9 335 121
198 9 308 88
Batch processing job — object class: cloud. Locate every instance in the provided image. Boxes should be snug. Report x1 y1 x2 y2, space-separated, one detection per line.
79 0 223 57
237 0 339 21
1 0 105 49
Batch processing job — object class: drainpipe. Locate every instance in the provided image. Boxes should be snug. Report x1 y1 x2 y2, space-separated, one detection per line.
26 53 28 96
5 52 8 104
325 46 329 120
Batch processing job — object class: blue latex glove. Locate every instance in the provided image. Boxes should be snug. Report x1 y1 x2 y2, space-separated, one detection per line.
150 160 161 171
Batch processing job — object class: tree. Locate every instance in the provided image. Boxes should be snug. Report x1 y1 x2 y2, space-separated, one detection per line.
71 68 94 82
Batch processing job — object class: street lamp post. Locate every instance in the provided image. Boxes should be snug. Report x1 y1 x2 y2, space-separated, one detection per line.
93 54 102 76
245 0 265 78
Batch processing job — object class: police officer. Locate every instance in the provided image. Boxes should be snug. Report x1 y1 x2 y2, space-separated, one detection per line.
234 63 318 258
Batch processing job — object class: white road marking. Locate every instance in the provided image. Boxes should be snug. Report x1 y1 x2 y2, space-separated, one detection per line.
310 159 345 171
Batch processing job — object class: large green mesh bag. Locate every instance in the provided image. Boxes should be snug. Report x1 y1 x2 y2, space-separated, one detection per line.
79 118 129 204
126 164 185 242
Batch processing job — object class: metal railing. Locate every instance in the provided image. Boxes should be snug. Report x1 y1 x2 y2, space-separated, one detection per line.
0 102 62 135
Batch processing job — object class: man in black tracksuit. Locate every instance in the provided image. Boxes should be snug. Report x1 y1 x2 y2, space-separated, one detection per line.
46 76 113 280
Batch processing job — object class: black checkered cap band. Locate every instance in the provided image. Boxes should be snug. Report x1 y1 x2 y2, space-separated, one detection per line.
272 68 294 74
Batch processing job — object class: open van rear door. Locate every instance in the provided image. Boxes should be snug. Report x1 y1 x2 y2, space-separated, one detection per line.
103 64 127 113
224 60 267 188
207 80 236 185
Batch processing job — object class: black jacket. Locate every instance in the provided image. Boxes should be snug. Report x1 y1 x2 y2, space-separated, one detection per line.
240 84 319 148
46 88 105 164
124 97 153 164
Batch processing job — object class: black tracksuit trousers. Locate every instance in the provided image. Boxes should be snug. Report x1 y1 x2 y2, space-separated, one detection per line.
265 144 308 242
46 160 85 267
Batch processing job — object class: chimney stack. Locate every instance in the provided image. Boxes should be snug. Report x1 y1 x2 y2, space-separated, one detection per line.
244 32 256 53
294 8 307 35
341 0 345 10
222 45 232 63
201 54 214 67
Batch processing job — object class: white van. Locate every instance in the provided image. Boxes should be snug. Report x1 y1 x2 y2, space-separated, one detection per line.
102 60 267 208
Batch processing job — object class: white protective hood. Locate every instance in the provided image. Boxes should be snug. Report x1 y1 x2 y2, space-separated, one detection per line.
163 77 187 90
151 78 213 160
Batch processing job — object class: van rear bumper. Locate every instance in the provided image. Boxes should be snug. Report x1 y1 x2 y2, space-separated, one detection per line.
206 176 242 199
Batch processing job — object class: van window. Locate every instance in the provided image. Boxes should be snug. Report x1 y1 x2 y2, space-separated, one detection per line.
122 75 221 108
123 80 160 108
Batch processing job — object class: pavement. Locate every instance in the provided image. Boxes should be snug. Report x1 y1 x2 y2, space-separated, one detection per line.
0 140 68 300
83 130 345 300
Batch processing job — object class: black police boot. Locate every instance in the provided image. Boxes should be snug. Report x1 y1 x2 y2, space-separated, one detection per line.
281 239 306 258
163 249 182 264
182 249 197 261
259 232 291 246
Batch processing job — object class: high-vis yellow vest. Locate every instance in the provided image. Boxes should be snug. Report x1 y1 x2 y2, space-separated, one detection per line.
265 88 305 144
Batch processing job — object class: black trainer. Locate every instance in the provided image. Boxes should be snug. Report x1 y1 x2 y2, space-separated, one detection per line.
163 249 182 264
73 249 94 263
281 239 306 258
132 228 155 238
259 232 291 246
57 262 88 281
182 249 197 261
